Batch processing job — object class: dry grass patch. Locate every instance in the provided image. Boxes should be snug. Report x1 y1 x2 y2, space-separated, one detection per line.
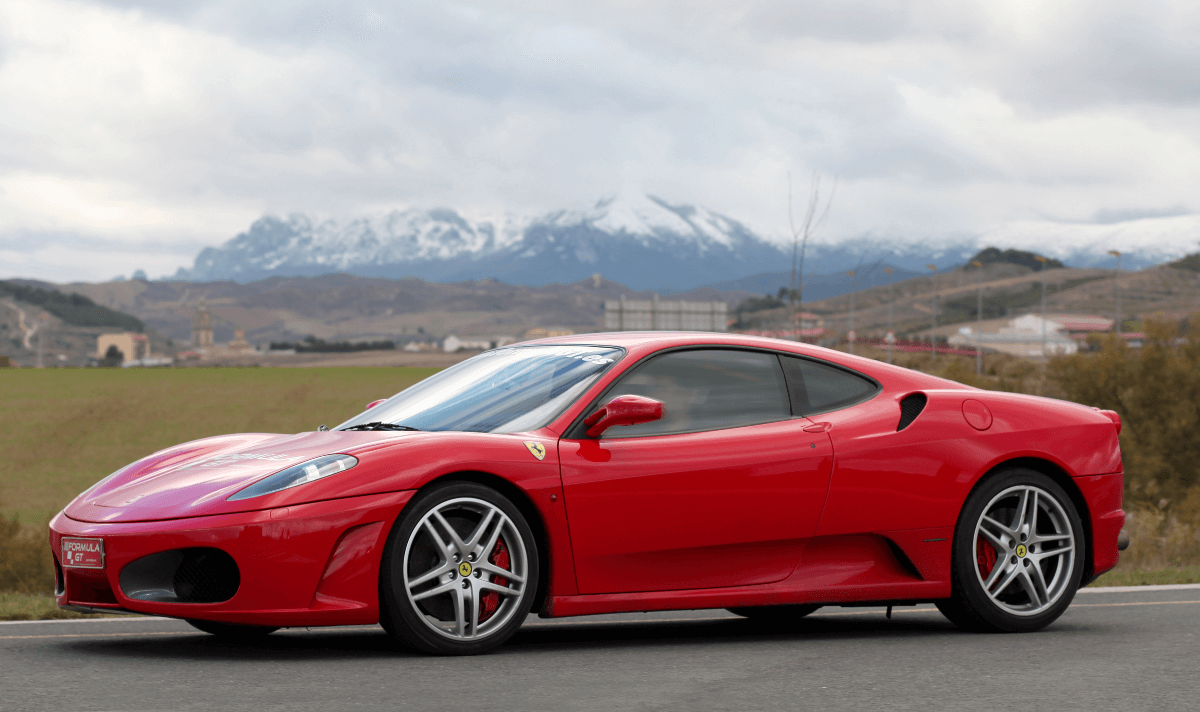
0 510 54 593
0 592 115 621
1107 506 1200 570
1087 507 1200 586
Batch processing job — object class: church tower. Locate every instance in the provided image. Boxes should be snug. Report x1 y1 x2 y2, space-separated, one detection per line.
191 302 214 349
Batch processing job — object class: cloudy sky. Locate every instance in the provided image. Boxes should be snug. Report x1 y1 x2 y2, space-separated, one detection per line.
1 0 1198 282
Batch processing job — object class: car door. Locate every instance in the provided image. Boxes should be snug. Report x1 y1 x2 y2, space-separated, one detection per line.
772 353 950 536
559 348 836 595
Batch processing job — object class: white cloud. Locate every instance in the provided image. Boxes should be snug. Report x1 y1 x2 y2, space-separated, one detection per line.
1 0 1198 282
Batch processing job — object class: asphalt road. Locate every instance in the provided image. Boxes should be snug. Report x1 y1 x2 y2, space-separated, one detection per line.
3 586 1199 712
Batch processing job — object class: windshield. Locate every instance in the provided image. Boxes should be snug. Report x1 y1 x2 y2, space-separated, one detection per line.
336 345 625 433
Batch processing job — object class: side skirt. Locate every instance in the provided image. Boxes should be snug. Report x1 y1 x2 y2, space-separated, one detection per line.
546 529 954 618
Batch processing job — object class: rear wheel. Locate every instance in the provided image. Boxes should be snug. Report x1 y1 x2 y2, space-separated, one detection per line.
380 482 539 655
938 469 1084 633
186 619 279 639
727 604 821 622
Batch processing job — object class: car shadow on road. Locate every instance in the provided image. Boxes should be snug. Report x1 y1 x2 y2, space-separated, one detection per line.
59 609 1104 662
55 610 1049 661
507 613 967 653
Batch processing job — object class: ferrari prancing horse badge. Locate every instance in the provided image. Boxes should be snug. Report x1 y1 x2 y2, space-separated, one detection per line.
524 441 547 461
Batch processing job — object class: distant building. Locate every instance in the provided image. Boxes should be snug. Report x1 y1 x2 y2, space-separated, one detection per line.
604 296 728 332
949 314 1079 357
228 328 254 354
96 333 150 361
1051 315 1115 333
795 312 825 332
443 335 516 353
524 327 575 340
402 341 438 352
191 303 214 349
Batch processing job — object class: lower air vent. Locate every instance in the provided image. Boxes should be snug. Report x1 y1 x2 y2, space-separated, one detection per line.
120 548 241 604
897 393 927 431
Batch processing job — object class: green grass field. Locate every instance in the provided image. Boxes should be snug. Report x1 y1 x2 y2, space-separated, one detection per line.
0 367 438 523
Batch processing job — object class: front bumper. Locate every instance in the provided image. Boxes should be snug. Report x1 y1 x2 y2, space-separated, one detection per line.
49 490 414 627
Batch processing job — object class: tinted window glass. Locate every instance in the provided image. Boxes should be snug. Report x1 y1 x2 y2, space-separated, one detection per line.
599 349 790 437
780 355 878 416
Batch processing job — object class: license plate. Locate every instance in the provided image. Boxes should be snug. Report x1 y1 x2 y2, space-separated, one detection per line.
61 538 104 569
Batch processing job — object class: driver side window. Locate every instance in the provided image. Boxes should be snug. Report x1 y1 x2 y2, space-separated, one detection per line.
598 349 790 438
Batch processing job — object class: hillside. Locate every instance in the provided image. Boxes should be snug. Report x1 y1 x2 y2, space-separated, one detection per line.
0 282 165 367
58 274 757 347
775 260 1200 339
26 248 1200 363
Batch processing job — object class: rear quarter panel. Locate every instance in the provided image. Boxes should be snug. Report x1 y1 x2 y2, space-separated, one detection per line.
815 389 1122 536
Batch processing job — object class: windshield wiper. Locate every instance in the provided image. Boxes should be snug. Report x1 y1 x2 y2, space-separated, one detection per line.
339 422 421 432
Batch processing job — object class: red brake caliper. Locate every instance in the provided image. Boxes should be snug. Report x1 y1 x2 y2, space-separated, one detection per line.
478 538 510 623
976 537 997 579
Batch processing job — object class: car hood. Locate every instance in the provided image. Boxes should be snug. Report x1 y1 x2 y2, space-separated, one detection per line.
63 431 410 523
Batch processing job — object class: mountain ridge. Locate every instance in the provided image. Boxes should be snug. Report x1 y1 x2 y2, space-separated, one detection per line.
173 194 1200 292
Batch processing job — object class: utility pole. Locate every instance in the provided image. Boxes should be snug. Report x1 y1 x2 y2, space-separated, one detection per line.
846 270 857 354
1108 249 1122 336
884 267 895 364
927 264 938 358
970 260 984 374
1035 255 1049 357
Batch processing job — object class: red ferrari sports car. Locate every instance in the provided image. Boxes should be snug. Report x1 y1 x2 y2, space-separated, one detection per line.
50 332 1126 654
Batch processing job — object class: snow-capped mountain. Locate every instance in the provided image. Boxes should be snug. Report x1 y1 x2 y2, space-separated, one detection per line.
175 194 791 291
973 214 1200 269
174 195 1200 291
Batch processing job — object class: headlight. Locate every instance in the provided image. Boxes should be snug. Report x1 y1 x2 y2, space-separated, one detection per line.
227 454 358 501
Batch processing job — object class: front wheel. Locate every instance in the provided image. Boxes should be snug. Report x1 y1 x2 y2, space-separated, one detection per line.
938 469 1084 633
380 482 539 655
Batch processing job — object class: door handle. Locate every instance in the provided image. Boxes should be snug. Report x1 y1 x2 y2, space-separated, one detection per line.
802 422 832 433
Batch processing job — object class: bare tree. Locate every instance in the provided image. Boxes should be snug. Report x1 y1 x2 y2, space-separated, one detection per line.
788 172 837 339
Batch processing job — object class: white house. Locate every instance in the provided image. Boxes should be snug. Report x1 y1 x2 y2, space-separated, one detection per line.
949 314 1079 358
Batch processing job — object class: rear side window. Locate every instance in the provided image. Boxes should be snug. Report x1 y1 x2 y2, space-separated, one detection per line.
780 355 878 416
599 349 790 437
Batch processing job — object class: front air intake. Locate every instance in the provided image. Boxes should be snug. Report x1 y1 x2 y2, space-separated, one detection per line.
897 393 927 431
120 548 241 603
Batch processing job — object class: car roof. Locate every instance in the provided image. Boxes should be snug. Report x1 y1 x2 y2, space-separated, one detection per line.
520 331 821 352
517 331 969 393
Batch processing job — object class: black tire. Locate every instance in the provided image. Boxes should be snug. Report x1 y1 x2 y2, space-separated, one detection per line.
379 482 540 655
937 468 1085 633
186 619 279 639
727 604 821 622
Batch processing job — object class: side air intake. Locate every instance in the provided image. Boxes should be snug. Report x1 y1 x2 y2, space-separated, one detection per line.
897 393 927 431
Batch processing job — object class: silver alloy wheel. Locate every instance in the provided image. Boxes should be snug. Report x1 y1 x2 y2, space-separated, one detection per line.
402 496 529 641
973 485 1076 617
